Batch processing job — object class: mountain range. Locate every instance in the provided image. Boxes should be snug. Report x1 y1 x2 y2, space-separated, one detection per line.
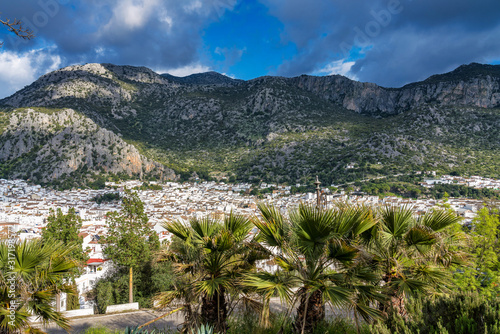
0 62 499 188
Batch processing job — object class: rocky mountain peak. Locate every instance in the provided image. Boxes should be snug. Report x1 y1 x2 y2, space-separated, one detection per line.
404 63 500 88
37 63 168 84
161 71 242 85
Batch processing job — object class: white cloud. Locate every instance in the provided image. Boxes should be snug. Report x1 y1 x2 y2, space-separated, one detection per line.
158 11 173 28
101 0 160 34
316 59 356 79
0 49 61 99
184 0 202 13
155 63 212 77
94 47 106 57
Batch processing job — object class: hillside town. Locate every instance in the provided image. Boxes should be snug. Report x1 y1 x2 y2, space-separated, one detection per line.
1 175 498 310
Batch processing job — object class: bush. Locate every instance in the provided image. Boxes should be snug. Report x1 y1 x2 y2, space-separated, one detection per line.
226 314 369 334
92 192 121 204
96 281 114 314
67 288 80 310
93 262 174 313
370 292 500 334
84 326 121 334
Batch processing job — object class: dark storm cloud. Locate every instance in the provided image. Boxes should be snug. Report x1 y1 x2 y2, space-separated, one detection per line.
1 0 499 95
351 25 500 87
0 0 237 70
261 0 500 86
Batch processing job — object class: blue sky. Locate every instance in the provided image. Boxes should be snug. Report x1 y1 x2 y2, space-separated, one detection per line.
0 0 500 98
201 0 298 79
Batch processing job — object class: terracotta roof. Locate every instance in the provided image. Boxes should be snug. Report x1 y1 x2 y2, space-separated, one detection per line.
86 258 105 265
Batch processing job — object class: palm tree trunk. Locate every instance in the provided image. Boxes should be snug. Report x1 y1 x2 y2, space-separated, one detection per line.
354 307 360 334
183 304 195 333
294 290 324 334
300 292 311 334
201 288 228 333
381 274 408 319
56 294 61 312
259 297 271 328
391 294 408 319
129 267 133 303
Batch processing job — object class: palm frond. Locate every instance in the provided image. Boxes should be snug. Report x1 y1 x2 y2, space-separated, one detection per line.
380 205 414 239
153 290 182 309
412 265 449 287
333 203 377 236
405 225 436 250
224 212 253 242
244 272 296 304
352 284 386 305
321 284 351 309
326 240 358 265
274 255 297 272
388 277 427 298
164 221 192 241
290 204 337 249
195 277 232 298
420 209 462 232
253 204 288 248
0 239 77 332
190 217 221 241
352 302 383 322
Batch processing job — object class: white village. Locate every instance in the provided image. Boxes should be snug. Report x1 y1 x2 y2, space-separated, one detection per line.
0 175 497 312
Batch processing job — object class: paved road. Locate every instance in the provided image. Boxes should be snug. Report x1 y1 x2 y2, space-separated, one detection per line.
42 298 350 333
43 310 184 334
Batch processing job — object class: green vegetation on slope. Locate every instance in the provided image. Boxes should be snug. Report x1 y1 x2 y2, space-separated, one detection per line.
1 63 500 187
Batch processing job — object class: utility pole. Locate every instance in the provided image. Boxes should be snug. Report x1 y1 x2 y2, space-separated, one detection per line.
314 176 321 208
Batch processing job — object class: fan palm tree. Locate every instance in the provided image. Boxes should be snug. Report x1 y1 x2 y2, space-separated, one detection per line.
153 234 204 333
161 212 266 333
366 206 467 317
0 239 77 333
245 203 383 334
153 277 200 333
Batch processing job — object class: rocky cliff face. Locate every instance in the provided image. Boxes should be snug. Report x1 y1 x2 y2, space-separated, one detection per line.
0 108 175 183
292 63 500 115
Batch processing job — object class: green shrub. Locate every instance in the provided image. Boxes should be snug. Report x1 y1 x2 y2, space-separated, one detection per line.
84 326 121 334
93 262 174 313
226 313 368 334
92 192 121 204
96 281 114 314
67 288 80 311
370 292 500 334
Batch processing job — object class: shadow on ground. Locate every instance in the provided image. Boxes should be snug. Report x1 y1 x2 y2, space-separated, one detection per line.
43 310 182 333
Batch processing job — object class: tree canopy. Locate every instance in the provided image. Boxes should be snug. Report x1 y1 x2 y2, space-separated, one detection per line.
42 207 88 270
101 190 159 303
